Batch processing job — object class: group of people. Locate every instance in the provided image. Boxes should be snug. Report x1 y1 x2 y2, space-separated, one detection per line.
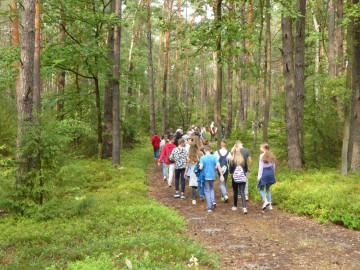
151 125 276 213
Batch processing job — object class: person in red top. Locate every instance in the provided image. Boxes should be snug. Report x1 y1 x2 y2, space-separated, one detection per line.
158 135 176 187
151 133 161 159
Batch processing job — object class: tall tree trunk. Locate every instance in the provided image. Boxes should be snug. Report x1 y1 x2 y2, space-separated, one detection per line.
161 0 174 134
112 0 122 165
10 0 20 100
147 0 155 135
214 0 223 148
236 1 246 129
336 0 344 75
341 10 352 176
263 0 271 142
328 0 336 78
16 0 36 186
212 51 218 125
94 77 103 159
103 1 115 159
34 0 42 204
313 11 320 98
349 0 360 172
295 0 306 167
282 14 303 170
226 0 234 134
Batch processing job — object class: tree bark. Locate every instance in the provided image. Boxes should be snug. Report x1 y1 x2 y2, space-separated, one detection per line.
214 0 223 148
103 1 115 159
349 0 360 172
282 14 303 170
161 0 174 134
16 0 36 185
112 0 122 165
336 0 344 75
340 0 349 175
263 0 271 142
226 0 234 134
328 0 336 78
10 0 20 100
147 0 156 135
295 0 306 167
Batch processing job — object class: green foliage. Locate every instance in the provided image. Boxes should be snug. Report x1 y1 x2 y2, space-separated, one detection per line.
0 147 218 269
0 99 17 156
249 168 360 230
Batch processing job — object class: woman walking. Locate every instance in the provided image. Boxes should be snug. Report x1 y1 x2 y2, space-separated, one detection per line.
257 143 276 210
172 139 188 199
229 142 248 214
185 140 203 205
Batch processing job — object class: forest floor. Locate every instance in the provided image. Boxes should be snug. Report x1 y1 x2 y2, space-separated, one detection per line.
148 162 360 270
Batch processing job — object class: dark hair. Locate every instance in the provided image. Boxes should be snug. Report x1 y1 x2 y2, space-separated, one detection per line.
204 145 211 152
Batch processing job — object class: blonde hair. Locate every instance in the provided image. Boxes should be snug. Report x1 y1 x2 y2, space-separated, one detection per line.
187 141 203 163
230 141 244 167
261 143 276 164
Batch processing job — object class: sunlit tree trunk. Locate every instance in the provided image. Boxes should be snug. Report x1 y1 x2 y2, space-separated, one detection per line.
295 0 306 167
56 22 66 120
10 0 20 99
282 13 303 170
112 0 122 165
147 0 155 135
16 0 36 185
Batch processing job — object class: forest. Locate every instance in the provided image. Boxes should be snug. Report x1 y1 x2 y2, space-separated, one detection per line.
0 0 359 269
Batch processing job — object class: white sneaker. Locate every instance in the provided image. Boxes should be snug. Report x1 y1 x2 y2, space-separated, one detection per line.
207 209 212 213
192 200 196 205
245 195 249 201
231 206 237 211
269 204 273 210
243 208 248 214
262 200 270 210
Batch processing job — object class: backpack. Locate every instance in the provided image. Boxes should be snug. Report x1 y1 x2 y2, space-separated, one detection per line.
233 165 247 183
168 149 175 163
217 150 229 174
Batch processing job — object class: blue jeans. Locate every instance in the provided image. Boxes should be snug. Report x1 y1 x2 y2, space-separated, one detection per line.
204 180 215 210
154 148 159 158
219 173 228 198
259 184 272 203
162 163 168 178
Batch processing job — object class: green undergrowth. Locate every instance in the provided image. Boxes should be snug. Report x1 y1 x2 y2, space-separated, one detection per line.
0 147 218 269
249 167 360 230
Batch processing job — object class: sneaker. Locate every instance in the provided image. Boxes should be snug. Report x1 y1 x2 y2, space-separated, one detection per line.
173 192 180 198
180 195 186 199
224 195 229 203
207 209 212 213
238 195 241 199
200 196 205 201
243 208 248 214
245 195 249 201
192 200 196 205
163 177 167 181
212 202 217 209
268 204 273 210
231 206 237 211
221 197 225 202
262 200 270 210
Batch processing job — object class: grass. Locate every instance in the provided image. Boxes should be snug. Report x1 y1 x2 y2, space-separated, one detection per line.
0 146 219 269
248 166 360 230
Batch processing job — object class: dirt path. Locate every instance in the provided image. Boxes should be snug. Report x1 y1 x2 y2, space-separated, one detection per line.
148 163 360 270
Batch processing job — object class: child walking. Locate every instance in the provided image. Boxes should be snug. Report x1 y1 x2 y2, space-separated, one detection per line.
257 143 276 210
